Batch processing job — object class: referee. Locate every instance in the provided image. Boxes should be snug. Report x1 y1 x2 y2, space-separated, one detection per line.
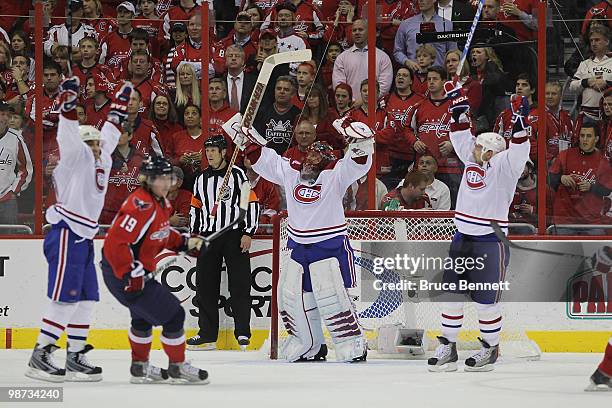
187 135 259 351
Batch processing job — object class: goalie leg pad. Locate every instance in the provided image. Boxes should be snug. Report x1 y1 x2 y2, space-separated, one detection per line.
299 292 326 360
309 258 366 362
278 258 319 362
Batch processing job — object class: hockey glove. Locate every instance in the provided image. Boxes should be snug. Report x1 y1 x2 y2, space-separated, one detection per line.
444 81 470 123
221 112 268 150
108 81 134 126
179 234 205 258
58 76 80 113
123 261 147 298
332 117 374 144
510 94 531 137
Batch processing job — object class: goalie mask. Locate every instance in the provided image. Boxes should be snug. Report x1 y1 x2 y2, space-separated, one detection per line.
301 141 336 182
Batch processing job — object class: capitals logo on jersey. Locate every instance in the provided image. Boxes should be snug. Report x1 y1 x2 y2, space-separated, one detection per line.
266 119 293 144
465 165 486 189
133 197 152 211
293 184 321 204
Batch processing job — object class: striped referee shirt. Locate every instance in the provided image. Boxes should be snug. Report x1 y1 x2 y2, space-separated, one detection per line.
190 165 259 236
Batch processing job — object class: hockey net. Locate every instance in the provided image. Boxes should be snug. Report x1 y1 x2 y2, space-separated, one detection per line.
269 211 541 360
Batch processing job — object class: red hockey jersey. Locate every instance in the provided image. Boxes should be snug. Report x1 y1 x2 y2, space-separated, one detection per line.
410 97 461 174
493 105 540 162
100 146 146 225
102 187 185 279
99 30 133 68
545 107 574 162
550 147 606 224
508 185 537 224
130 117 163 157
382 91 424 161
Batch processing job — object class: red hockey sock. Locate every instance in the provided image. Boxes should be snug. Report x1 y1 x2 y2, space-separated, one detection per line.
161 334 185 363
598 340 612 376
128 329 152 362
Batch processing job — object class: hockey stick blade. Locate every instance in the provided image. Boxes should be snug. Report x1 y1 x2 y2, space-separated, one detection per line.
491 222 590 260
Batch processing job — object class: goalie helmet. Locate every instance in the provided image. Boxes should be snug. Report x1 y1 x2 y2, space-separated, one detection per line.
79 125 101 142
476 132 506 159
304 141 337 171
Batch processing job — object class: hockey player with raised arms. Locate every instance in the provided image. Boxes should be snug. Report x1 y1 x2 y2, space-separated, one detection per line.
101 156 209 384
26 77 133 382
224 114 374 362
427 84 531 372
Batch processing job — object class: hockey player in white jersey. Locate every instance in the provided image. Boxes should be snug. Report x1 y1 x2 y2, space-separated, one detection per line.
427 84 531 372
26 77 133 382
225 116 373 362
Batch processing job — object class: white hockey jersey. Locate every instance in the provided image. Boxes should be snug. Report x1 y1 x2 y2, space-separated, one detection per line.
43 23 98 58
252 146 372 244
569 54 612 116
45 115 120 240
450 128 530 236
0 128 32 201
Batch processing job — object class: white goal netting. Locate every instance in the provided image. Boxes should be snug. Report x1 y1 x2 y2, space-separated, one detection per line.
269 212 541 360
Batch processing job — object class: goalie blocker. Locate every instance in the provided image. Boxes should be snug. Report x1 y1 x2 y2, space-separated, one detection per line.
223 115 374 362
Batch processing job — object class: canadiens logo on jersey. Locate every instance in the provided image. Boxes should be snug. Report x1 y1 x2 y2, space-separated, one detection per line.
465 165 486 189
95 168 106 192
293 184 321 204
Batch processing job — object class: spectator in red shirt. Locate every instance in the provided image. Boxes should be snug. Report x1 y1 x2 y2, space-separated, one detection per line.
323 0 355 51
167 104 205 190
126 50 168 118
149 94 182 154
261 0 325 47
99 1 136 68
100 126 146 224
4 55 31 108
168 166 192 228
125 88 164 157
73 36 114 99
321 43 343 102
174 62 201 125
207 78 238 155
244 3 265 38
283 119 317 164
493 73 539 162
550 123 607 234
112 29 164 83
445 48 482 113
302 83 346 151
409 66 461 207
381 170 429 210
292 62 316 109
545 81 574 162
332 82 353 118
412 44 436 97
214 11 258 76
162 0 201 41
83 0 114 38
135 0 164 59
509 161 537 228
84 72 113 129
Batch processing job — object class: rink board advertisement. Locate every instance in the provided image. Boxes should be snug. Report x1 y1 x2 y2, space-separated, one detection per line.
0 238 610 351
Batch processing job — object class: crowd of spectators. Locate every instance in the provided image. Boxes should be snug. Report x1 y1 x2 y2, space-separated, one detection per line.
0 0 609 235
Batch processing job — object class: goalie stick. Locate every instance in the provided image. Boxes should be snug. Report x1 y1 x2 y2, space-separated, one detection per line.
146 181 252 282
491 221 590 261
66 0 73 76
209 49 312 219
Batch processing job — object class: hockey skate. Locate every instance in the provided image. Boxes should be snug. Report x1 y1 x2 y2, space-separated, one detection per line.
464 338 499 372
237 336 250 351
65 344 103 382
25 344 66 383
427 336 458 372
186 335 216 351
585 369 612 391
296 344 328 362
168 361 209 385
130 361 169 384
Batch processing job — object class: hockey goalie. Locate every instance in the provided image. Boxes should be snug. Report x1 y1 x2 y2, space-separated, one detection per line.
224 114 374 362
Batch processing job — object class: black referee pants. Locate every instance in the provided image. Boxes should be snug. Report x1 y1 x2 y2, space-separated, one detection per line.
194 229 252 342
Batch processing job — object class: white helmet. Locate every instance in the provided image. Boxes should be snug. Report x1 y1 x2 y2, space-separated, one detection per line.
79 125 101 142
476 132 506 163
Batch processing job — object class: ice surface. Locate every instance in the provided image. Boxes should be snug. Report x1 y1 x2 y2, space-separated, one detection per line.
0 350 608 408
